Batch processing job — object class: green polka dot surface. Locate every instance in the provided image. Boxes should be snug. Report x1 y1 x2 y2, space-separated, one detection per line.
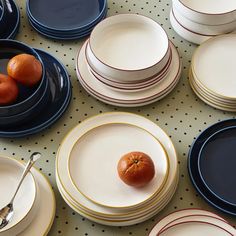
1 0 236 235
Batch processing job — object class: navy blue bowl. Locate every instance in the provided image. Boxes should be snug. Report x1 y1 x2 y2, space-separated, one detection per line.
0 39 46 116
0 74 49 127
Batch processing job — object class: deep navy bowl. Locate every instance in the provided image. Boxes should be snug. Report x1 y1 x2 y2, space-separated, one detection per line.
0 39 46 116
0 74 49 127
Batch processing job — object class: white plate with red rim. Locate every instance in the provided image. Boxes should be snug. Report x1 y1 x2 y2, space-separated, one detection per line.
149 208 234 235
76 40 181 105
172 0 236 25
68 122 169 209
56 112 178 218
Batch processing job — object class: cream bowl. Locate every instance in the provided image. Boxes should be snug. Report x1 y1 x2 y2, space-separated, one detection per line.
88 14 170 82
172 0 236 25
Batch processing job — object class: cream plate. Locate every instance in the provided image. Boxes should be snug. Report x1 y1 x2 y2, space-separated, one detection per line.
0 157 36 236
192 34 236 99
149 209 230 236
76 40 181 103
68 123 168 208
56 112 178 217
18 165 56 236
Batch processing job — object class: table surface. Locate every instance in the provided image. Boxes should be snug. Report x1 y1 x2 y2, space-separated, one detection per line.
2 0 236 235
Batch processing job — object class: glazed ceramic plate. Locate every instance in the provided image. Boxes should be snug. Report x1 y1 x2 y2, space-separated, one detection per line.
0 49 71 137
0 0 20 39
27 0 107 31
18 163 56 236
57 175 178 226
56 112 178 217
76 40 181 104
188 119 236 215
192 34 236 99
0 157 36 235
149 209 227 235
68 123 169 209
170 10 211 45
198 126 236 206
160 215 235 235
159 221 232 235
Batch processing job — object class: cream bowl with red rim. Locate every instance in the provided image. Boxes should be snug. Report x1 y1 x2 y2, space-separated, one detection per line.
172 0 236 25
87 14 170 83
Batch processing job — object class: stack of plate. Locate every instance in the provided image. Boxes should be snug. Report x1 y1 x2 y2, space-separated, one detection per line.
0 156 55 236
188 118 236 216
26 0 107 40
0 0 20 39
189 34 236 112
170 0 236 44
76 14 182 107
56 112 179 226
149 209 236 235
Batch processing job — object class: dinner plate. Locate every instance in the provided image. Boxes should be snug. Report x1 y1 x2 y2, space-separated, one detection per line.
0 49 71 138
149 208 228 236
76 40 181 104
0 157 36 236
192 34 236 99
0 0 20 39
198 126 236 206
68 123 169 209
56 112 178 217
27 0 107 31
188 119 236 215
159 221 232 235
18 163 56 236
170 10 211 44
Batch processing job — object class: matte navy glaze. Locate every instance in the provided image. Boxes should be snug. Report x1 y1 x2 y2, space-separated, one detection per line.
199 126 236 206
188 119 236 215
27 9 107 40
27 0 106 31
0 0 20 39
0 49 72 138
0 40 46 116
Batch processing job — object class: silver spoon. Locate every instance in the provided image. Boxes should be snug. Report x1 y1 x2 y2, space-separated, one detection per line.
0 152 41 229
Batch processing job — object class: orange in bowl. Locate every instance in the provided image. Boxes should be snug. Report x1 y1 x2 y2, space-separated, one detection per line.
0 74 19 105
117 151 155 187
7 54 42 87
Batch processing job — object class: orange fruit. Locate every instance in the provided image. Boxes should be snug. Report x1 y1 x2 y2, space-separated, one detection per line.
117 151 155 187
0 74 19 105
7 54 42 87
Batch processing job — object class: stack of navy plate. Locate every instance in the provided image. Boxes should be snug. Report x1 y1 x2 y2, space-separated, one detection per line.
0 0 20 39
26 0 107 40
188 119 236 216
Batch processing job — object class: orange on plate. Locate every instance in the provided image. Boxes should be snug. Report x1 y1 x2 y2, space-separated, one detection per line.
7 54 42 87
0 74 19 105
117 151 155 187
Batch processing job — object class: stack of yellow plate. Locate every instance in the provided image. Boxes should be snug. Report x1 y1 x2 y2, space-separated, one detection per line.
56 112 179 226
189 34 236 111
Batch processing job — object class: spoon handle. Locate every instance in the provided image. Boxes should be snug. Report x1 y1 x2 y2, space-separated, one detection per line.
10 152 41 204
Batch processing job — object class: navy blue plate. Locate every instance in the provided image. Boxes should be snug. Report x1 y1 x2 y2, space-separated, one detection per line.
198 126 236 206
0 0 20 39
27 9 107 40
27 0 107 32
0 49 72 138
188 119 236 215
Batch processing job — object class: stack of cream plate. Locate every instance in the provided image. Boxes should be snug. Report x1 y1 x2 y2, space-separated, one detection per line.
76 14 182 107
149 209 236 235
56 112 179 226
170 0 236 44
189 34 236 111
